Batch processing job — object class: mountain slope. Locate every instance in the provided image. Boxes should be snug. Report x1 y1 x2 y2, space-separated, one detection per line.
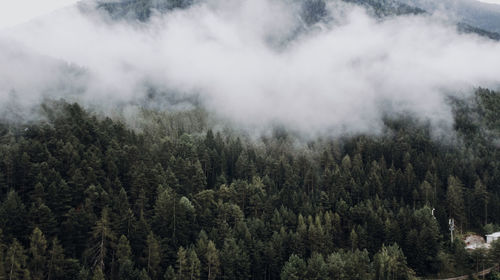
343 0 425 17
399 0 500 34
97 0 192 21
95 0 500 41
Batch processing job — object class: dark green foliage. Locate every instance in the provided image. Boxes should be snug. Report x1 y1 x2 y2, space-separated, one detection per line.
5 238 30 280
29 228 47 280
47 238 67 280
373 243 415 280
220 238 250 280
0 90 498 278
280 254 306 280
0 190 29 241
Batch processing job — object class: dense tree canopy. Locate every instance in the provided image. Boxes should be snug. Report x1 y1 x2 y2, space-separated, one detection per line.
0 88 499 279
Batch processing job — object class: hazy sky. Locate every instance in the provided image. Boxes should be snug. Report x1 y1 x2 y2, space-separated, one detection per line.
476 0 500 3
0 0 79 29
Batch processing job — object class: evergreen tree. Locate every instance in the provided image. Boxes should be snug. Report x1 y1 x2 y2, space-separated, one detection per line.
116 235 136 280
326 252 345 279
280 254 306 280
29 202 57 238
306 252 329 280
152 187 176 241
29 227 48 280
446 176 466 232
163 266 175 280
92 267 105 280
89 208 116 273
187 249 200 280
220 238 250 280
490 239 500 268
205 241 219 280
145 232 161 279
176 246 188 280
116 235 132 267
0 190 28 241
5 239 30 280
373 243 415 280
473 179 488 227
47 238 66 280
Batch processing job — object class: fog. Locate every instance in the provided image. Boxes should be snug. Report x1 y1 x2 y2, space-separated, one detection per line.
1 0 500 136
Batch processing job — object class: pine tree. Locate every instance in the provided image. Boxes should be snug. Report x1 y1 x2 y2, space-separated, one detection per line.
0 190 28 241
138 268 151 280
89 208 116 273
280 254 306 280
326 252 345 279
187 249 200 280
28 202 57 239
220 238 250 280
190 160 207 194
350 229 358 252
112 188 134 237
46 180 72 217
30 182 45 204
163 266 175 280
306 252 328 280
489 239 500 268
152 187 176 240
473 179 488 226
419 181 433 206
205 241 219 280
145 232 161 279
47 238 65 280
343 249 373 280
92 267 105 280
446 176 466 232
116 235 132 267
294 214 307 257
373 243 415 280
29 227 48 280
116 235 135 280
176 246 188 280
5 239 30 280
308 215 325 255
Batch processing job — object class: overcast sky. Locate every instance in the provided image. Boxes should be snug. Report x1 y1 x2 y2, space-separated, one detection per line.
477 0 500 3
0 0 79 30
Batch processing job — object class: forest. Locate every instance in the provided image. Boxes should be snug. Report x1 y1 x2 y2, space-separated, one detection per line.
0 88 498 280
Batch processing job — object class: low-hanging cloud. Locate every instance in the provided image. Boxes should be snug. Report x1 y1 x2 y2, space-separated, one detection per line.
0 0 500 136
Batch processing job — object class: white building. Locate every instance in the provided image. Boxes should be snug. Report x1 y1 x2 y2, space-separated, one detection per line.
486 232 500 244
465 235 487 250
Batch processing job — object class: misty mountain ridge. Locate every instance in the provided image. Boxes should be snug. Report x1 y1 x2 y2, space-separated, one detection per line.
2 0 500 137
94 0 500 40
400 0 500 34
96 0 193 21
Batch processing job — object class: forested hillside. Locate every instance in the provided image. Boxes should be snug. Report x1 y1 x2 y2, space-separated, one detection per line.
0 89 499 279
